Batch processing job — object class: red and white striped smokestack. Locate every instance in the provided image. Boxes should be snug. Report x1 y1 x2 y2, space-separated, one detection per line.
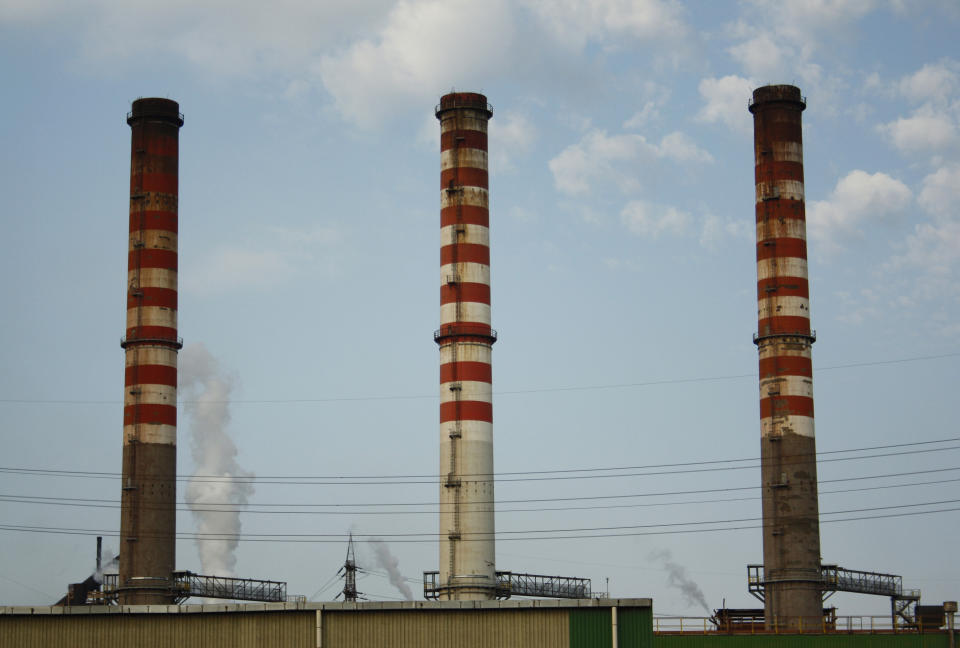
434 92 497 601
118 98 183 605
750 85 822 630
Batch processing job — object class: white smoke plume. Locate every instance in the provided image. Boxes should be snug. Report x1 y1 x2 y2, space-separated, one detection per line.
180 343 254 577
369 539 414 600
648 548 710 612
94 549 119 584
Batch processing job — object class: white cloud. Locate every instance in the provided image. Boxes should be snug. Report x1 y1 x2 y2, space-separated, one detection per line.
918 164 960 223
0 0 392 77
726 1 880 110
696 75 755 134
621 201 691 237
878 60 960 156
699 213 752 248
522 0 687 51
415 111 441 150
876 195 960 313
898 60 960 105
188 247 296 295
658 132 714 163
888 221 960 300
549 131 649 195
807 170 912 252
863 71 883 92
879 108 958 154
742 0 878 41
847 102 874 124
833 288 882 326
845 161 960 315
490 111 537 171
623 82 671 129
319 0 517 128
510 206 539 223
624 102 659 129
549 129 711 195
317 0 691 129
183 225 343 295
728 33 786 82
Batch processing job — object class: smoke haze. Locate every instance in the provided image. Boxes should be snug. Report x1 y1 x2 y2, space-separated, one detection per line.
94 549 119 584
369 539 414 600
181 343 254 577
648 548 710 612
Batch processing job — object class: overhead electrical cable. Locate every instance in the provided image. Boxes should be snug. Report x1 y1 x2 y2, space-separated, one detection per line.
0 467 957 509
0 475 957 515
2 351 957 405
0 501 956 543
0 466 953 517
0 436 956 484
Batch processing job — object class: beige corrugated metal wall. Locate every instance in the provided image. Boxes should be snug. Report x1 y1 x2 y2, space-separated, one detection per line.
0 599 653 647
322 608 569 648
0 611 314 648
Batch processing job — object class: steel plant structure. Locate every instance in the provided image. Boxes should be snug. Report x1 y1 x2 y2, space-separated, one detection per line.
750 85 822 630
118 98 184 605
433 92 498 600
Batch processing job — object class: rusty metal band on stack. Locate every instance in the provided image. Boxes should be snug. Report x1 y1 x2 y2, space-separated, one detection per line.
434 92 497 600
119 98 183 605
750 85 822 629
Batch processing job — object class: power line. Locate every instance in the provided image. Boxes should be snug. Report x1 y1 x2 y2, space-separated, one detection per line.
308 570 343 601
5 499 959 538
364 568 420 585
1 437 956 484
1 475 956 516
2 351 956 406
1 466 955 511
0 501 955 543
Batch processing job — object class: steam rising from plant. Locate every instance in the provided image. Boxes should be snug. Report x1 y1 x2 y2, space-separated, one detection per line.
369 539 414 600
181 343 254 577
648 548 709 612
94 550 119 584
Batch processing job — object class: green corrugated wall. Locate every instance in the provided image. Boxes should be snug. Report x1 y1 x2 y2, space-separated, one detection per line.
620 608 655 648
571 609 612 648
569 607 654 648
654 633 957 648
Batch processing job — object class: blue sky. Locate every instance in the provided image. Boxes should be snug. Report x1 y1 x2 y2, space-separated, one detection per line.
1 0 958 615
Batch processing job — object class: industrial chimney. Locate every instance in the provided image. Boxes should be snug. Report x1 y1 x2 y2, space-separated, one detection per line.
749 85 822 630
433 92 497 601
118 98 183 605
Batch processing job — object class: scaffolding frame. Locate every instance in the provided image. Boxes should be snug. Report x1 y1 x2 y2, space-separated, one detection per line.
97 571 293 604
747 564 921 627
423 570 591 600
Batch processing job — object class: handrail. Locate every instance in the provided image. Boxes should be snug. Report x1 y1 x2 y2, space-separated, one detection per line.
126 111 185 125
434 325 497 342
654 613 957 635
748 95 807 109
435 100 493 117
121 336 184 349
753 330 816 345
